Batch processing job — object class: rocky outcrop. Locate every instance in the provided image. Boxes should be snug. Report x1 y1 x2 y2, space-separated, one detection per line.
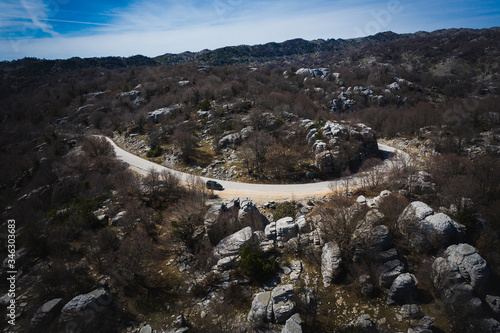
398 201 465 252
282 313 302 333
205 198 264 245
367 225 392 252
29 298 64 332
146 105 181 122
214 227 255 258
238 198 258 220
378 259 405 288
321 241 342 287
248 291 272 326
432 243 490 295
248 284 296 325
387 273 418 305
219 133 242 149
58 288 112 333
270 284 296 324
295 68 330 79
311 121 379 176
265 217 298 243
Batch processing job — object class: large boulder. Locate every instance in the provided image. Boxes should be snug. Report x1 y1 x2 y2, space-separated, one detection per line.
248 291 271 326
269 284 296 324
315 151 334 174
398 201 465 252
214 227 254 258
282 313 302 333
378 259 405 288
219 132 241 149
367 225 392 252
248 285 296 325
387 273 418 305
432 243 490 295
238 198 258 220
321 242 342 287
29 298 64 332
268 217 298 242
58 288 112 333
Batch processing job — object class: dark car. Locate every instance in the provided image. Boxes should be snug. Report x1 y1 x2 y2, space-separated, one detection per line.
206 180 223 190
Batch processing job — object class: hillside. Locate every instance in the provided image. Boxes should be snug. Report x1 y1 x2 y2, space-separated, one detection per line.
0 28 500 333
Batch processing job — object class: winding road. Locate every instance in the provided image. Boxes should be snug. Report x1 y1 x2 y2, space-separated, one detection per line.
104 137 408 203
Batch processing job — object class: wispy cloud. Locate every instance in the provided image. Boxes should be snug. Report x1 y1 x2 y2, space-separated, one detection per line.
1 0 499 60
20 0 58 36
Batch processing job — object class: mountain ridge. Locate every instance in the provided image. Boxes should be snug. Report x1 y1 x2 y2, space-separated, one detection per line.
1 27 499 76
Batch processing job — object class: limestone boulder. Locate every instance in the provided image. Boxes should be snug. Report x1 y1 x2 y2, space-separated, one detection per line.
30 298 64 332
58 288 112 332
321 241 342 287
270 284 296 324
387 273 418 305
214 227 254 258
398 201 465 252
282 313 302 333
247 291 271 326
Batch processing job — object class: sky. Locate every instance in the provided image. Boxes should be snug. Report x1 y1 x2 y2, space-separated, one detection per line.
0 0 499 61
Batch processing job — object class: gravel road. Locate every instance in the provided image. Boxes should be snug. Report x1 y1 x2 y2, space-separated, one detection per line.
104 137 408 203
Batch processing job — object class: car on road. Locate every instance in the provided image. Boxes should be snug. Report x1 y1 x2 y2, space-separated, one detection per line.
206 180 224 190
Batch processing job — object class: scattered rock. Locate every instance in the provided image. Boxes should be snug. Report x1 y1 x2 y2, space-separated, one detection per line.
348 314 377 333
367 225 392 252
408 316 435 333
111 211 127 226
248 285 296 325
357 195 367 204
289 260 303 281
400 304 423 319
486 294 500 315
359 274 375 297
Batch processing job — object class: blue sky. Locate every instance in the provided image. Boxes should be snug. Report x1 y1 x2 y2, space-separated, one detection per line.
1 0 499 61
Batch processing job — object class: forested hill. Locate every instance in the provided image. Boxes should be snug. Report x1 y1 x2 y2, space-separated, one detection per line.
1 27 500 76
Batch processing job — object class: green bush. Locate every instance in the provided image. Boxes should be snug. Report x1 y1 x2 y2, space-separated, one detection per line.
272 201 296 221
238 243 277 283
274 117 285 128
146 146 162 157
197 99 211 111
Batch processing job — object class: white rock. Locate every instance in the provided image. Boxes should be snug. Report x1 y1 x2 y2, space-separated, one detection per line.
321 241 342 287
214 227 254 258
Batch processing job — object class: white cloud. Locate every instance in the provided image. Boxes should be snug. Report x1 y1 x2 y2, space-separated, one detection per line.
21 0 58 36
1 0 499 60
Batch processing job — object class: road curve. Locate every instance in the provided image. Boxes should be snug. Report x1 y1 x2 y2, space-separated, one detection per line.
104 137 407 204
